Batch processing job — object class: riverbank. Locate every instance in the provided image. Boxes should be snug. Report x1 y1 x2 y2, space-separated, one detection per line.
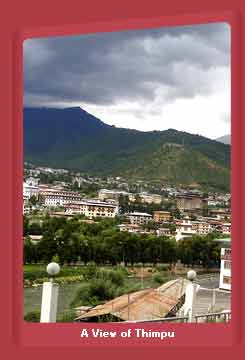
23 264 219 287
24 264 86 287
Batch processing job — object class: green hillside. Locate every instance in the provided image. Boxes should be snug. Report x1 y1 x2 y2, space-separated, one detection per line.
24 107 230 191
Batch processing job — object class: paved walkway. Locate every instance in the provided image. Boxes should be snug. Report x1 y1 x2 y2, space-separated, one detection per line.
193 274 231 315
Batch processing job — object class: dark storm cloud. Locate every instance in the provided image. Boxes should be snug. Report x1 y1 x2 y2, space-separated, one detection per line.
24 22 230 107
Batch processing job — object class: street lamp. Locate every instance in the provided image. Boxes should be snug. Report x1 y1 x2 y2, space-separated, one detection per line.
47 262 60 279
40 262 60 323
183 270 200 323
187 269 197 282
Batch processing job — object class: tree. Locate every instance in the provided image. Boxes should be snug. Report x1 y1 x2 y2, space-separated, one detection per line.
29 222 42 235
23 215 29 236
23 236 39 264
171 207 181 219
29 195 38 206
202 204 209 217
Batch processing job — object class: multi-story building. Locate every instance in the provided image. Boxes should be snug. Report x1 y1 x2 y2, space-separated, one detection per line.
176 194 206 210
221 223 231 235
209 209 231 221
153 211 171 223
175 216 216 240
118 223 155 235
29 169 41 176
207 219 223 233
23 182 39 199
25 177 39 187
39 186 84 207
98 189 135 202
126 212 152 225
191 221 212 235
156 228 172 237
98 189 162 204
138 192 162 204
219 242 231 291
175 217 196 241
64 200 118 219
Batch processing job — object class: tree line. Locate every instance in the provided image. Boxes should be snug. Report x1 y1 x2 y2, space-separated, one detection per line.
24 215 222 268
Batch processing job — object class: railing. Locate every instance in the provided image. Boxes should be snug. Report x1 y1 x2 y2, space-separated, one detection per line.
126 311 231 324
126 315 189 323
194 311 231 323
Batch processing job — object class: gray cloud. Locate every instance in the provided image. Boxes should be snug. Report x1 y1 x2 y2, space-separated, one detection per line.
24 22 230 108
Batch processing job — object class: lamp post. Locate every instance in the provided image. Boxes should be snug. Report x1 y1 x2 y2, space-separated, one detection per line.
40 262 60 323
183 270 200 323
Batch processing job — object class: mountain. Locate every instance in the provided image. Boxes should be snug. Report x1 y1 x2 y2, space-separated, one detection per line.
215 135 231 145
24 107 230 191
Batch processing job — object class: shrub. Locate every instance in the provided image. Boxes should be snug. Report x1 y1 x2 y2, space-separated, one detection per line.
51 254 60 263
24 311 41 322
98 269 126 287
70 278 117 307
23 270 47 281
155 264 170 272
57 309 76 322
153 273 166 285
82 263 97 280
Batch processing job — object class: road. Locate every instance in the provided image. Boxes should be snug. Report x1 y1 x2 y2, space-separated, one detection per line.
193 273 231 314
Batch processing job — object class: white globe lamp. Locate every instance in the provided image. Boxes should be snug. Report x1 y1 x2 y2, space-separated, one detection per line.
187 270 197 282
46 262 60 279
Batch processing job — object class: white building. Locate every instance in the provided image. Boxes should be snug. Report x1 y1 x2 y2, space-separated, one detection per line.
39 187 84 207
64 200 118 219
192 221 212 235
156 228 172 237
175 217 196 241
221 223 231 235
175 217 215 241
98 189 135 202
139 192 162 204
118 224 154 235
25 176 39 186
98 189 162 204
23 182 39 200
219 246 231 291
126 212 152 225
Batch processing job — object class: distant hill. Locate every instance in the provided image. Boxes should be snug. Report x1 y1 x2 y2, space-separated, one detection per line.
215 135 231 145
24 107 230 192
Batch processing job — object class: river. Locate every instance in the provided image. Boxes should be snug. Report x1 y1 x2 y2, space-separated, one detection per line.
24 282 82 316
24 273 230 317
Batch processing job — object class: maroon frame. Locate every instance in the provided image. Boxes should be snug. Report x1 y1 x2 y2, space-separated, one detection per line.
1 0 244 358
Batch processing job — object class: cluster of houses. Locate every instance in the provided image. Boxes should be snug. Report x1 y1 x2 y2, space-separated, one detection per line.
117 211 231 241
23 165 232 292
23 174 231 242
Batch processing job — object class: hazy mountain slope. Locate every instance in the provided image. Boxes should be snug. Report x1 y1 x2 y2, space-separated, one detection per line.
215 134 231 145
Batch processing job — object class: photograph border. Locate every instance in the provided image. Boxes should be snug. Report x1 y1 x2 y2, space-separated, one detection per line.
1 0 244 357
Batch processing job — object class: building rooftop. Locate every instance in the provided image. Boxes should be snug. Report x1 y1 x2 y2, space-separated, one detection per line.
214 237 231 243
75 278 189 322
127 212 152 217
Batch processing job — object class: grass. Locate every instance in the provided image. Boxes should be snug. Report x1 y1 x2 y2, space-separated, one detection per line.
23 263 176 288
23 264 180 322
23 264 85 285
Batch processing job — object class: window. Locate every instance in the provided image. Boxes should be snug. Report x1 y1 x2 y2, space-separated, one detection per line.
225 248 231 256
223 276 231 284
224 260 231 269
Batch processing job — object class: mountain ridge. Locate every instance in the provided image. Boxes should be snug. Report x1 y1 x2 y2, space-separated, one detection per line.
215 134 231 145
24 107 230 191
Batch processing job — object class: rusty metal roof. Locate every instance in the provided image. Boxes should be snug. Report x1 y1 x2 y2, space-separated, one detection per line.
75 278 189 322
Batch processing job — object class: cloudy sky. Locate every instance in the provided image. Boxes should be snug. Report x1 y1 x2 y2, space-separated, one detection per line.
24 22 230 139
